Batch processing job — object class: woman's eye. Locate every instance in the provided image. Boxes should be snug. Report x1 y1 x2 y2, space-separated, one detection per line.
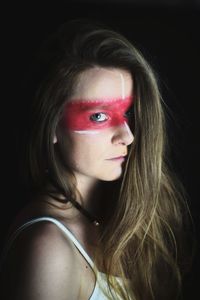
124 107 134 119
90 112 108 122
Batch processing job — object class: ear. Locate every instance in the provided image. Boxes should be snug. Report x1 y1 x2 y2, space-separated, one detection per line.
53 134 57 144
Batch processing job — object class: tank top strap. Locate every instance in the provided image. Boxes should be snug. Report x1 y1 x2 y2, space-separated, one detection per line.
1 216 95 269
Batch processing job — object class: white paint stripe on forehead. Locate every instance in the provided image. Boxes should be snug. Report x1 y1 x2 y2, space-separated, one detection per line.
100 68 126 100
119 72 125 100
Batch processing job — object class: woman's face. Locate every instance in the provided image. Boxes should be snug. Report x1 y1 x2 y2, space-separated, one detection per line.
57 67 134 182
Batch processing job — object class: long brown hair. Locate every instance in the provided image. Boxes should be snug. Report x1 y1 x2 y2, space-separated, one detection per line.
20 19 192 300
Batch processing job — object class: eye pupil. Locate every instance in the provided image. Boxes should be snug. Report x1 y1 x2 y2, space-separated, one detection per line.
95 113 101 120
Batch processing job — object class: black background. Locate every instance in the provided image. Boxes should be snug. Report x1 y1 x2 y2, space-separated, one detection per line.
1 1 200 299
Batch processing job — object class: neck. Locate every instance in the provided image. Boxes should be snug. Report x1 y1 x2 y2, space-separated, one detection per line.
44 173 118 226
74 174 119 226
74 173 102 215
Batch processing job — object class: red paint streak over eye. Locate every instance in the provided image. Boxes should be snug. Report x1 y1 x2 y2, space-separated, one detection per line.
62 96 134 131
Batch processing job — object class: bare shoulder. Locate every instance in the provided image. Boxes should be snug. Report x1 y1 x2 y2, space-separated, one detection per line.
1 221 82 300
11 221 78 267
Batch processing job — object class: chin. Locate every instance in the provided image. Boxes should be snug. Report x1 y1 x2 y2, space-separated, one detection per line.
100 171 123 182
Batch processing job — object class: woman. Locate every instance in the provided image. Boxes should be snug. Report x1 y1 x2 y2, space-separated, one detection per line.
0 19 191 299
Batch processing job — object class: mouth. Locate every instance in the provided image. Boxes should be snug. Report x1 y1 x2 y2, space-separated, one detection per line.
106 155 126 162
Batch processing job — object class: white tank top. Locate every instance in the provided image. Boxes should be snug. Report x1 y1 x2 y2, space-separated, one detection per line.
1 216 125 300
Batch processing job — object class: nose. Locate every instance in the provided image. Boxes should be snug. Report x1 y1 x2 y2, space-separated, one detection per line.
111 121 134 146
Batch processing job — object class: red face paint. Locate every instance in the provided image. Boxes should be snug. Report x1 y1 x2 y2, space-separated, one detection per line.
62 96 134 131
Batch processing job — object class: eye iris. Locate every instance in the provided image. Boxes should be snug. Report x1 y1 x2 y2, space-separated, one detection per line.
90 113 107 122
94 113 101 120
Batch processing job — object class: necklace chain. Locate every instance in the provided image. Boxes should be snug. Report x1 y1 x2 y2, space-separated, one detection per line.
70 199 100 226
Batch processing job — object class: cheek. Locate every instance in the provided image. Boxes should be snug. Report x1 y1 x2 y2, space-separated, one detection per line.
73 131 108 147
58 126 111 162
70 130 110 158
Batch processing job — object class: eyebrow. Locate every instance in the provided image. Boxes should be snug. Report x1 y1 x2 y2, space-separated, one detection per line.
66 96 133 110
82 103 119 110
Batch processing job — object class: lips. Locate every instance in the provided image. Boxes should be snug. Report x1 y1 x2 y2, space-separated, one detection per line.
106 154 127 160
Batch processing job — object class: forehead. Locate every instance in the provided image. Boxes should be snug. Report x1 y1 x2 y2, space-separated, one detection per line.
70 67 133 103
